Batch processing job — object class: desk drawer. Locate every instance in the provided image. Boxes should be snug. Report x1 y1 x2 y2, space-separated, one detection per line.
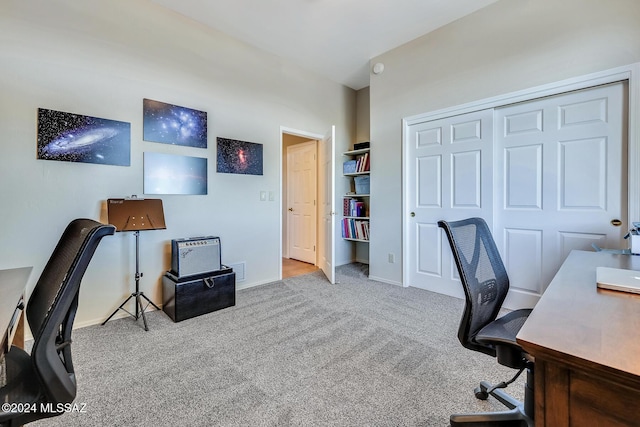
162 269 235 322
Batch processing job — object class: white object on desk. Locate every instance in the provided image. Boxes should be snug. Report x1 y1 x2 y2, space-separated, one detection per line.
596 266 640 294
631 233 640 254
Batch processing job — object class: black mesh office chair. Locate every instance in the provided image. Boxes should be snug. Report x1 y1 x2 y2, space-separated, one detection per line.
438 218 534 427
0 219 114 426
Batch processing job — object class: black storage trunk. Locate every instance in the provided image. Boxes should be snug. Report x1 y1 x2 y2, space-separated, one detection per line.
162 267 235 322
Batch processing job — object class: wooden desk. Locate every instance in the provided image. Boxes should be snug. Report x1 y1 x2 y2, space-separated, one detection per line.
517 251 640 426
1 267 32 355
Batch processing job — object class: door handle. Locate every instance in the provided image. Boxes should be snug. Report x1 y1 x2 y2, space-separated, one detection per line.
611 219 622 227
288 208 293 212
410 212 415 217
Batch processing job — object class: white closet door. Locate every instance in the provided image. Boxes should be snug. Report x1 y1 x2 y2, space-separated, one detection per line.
495 82 627 308
319 126 336 284
407 109 494 297
287 140 317 264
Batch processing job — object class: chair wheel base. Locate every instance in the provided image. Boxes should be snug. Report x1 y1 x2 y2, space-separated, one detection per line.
474 385 489 400
450 406 531 427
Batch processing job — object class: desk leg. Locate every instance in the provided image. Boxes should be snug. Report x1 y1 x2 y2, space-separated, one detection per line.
536 358 572 427
13 311 24 349
534 359 546 426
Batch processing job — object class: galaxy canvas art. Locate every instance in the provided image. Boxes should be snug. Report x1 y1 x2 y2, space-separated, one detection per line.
37 108 130 166
143 99 207 148
217 137 263 176
143 152 207 195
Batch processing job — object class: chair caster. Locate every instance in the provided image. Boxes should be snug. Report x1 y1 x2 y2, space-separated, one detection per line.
474 385 489 400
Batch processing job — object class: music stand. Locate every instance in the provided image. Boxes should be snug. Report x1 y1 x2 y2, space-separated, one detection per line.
102 196 166 331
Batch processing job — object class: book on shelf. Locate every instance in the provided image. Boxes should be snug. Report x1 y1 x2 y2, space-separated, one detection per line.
341 218 370 240
354 152 369 173
352 201 364 217
343 198 366 217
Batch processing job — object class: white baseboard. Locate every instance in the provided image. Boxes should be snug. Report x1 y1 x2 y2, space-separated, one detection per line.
236 277 279 291
368 275 403 287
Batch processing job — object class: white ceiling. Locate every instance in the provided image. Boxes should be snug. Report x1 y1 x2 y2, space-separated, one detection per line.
150 0 498 90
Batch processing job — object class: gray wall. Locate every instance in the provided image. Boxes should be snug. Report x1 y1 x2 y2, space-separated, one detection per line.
353 87 371 263
0 0 356 329
355 87 370 145
368 0 640 285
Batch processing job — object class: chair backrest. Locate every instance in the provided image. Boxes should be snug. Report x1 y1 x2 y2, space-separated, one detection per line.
26 218 115 404
438 218 509 357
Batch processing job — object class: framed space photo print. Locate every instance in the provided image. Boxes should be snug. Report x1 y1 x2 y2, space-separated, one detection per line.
143 98 207 148
37 108 131 166
216 137 263 176
143 152 207 195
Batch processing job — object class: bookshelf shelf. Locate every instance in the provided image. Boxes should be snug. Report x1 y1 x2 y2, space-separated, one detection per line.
343 238 369 243
343 148 370 156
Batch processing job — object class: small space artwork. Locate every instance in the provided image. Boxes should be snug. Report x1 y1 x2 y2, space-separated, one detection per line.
143 152 207 195
37 108 131 166
143 98 207 148
217 137 263 176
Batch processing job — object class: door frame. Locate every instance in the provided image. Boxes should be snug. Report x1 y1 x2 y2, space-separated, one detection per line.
402 62 640 287
280 126 324 280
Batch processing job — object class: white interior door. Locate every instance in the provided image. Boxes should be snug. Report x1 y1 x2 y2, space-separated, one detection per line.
407 110 494 297
495 82 627 308
286 140 317 264
318 126 336 284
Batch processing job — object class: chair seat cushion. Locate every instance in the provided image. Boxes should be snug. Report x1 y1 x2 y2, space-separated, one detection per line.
0 346 43 423
476 308 532 347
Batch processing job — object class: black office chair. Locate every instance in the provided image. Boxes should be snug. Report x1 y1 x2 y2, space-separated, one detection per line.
0 219 114 426
438 218 534 427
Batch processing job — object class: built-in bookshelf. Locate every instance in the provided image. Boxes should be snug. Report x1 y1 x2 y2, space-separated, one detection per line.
341 147 370 243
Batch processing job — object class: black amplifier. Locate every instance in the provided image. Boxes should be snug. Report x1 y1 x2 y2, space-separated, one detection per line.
171 236 221 278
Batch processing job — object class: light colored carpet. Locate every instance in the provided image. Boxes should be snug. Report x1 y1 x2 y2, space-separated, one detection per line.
32 263 525 426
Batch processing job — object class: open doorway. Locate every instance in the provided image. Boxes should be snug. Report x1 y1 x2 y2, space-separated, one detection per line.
282 131 320 278
280 125 336 283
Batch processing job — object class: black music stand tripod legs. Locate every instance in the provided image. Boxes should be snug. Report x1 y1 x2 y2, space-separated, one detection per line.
101 286 160 331
102 230 161 331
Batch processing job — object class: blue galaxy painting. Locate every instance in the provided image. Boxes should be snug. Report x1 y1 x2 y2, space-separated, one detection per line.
143 152 207 195
37 108 130 166
217 137 263 176
143 99 207 148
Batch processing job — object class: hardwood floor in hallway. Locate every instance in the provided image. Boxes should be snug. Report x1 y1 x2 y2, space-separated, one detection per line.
282 257 318 279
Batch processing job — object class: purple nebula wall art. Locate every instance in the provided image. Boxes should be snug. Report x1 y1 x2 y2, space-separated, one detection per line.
216 137 263 176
